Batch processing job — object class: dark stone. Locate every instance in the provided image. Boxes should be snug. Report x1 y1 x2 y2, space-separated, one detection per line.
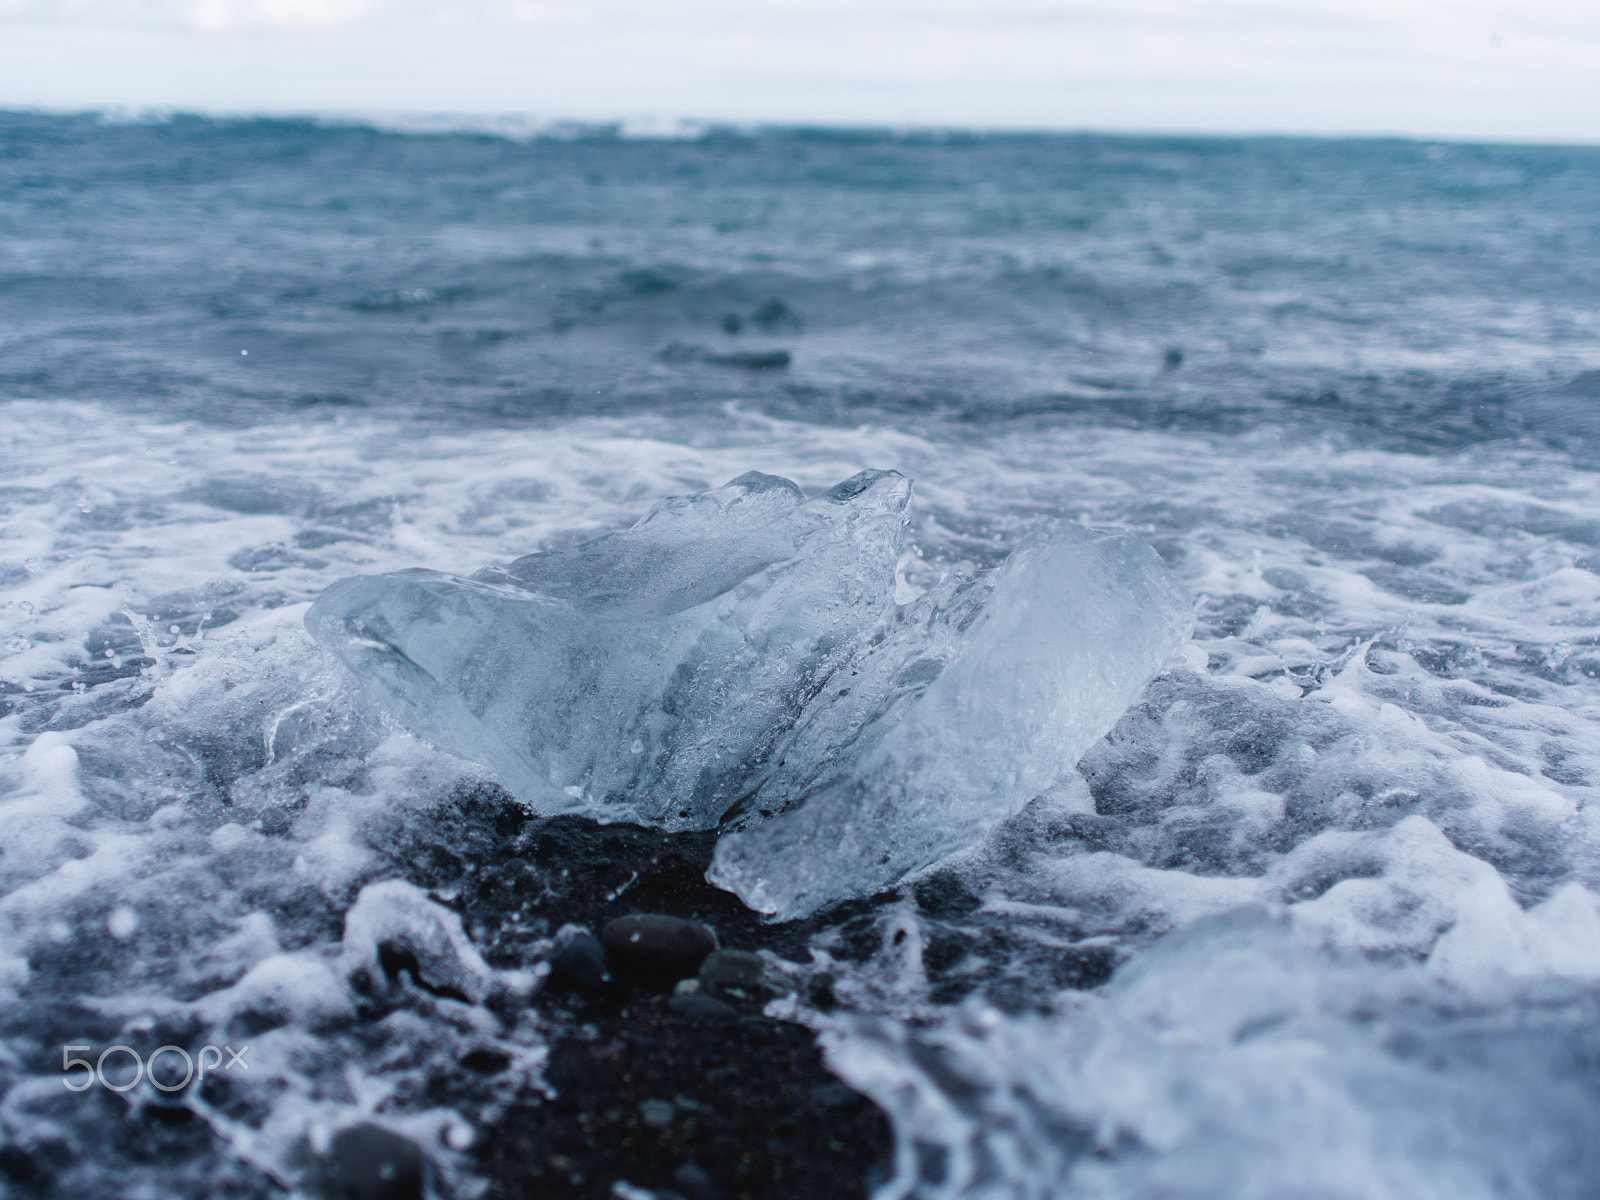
548 931 612 993
1162 347 1184 370
666 994 736 1023
696 949 766 1000
602 914 717 989
673 1161 723 1200
314 1123 426 1200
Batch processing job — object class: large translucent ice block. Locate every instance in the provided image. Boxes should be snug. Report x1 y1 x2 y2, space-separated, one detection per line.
305 470 910 829
709 520 1193 919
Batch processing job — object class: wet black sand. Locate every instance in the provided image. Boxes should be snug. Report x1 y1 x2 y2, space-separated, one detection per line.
363 784 894 1200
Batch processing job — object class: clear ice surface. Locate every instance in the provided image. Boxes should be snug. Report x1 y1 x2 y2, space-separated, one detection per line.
710 519 1194 917
307 472 1192 915
306 469 911 830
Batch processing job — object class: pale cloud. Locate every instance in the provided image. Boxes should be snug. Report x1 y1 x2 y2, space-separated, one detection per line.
0 0 373 27
189 0 373 30
0 0 1596 140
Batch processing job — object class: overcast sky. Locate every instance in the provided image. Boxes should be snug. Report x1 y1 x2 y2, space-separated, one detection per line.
1 0 1596 142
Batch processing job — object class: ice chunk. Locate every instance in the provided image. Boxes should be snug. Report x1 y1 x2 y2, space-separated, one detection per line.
309 471 1190 918
709 520 1194 919
305 470 910 829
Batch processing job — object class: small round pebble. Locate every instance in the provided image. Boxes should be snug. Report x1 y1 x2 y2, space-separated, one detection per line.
666 993 736 1023
548 930 611 993
673 1160 724 1200
696 948 766 999
638 1098 676 1127
601 914 717 988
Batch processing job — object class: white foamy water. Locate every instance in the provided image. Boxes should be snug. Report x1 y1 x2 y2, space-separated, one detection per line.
2 390 1598 1196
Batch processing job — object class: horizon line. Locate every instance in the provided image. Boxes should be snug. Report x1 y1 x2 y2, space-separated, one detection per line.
7 104 1600 152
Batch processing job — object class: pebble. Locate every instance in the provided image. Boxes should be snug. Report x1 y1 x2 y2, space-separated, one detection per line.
673 1161 723 1200
548 930 611 993
601 914 717 988
638 1098 675 1127
666 994 736 1023
695 949 765 999
314 1123 425 1200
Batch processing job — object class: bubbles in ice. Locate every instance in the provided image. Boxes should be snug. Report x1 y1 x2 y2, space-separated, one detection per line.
307 471 1193 916
712 520 1194 917
308 469 913 830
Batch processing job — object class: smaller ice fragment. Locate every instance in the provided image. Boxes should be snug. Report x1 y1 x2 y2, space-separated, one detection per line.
709 520 1193 919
